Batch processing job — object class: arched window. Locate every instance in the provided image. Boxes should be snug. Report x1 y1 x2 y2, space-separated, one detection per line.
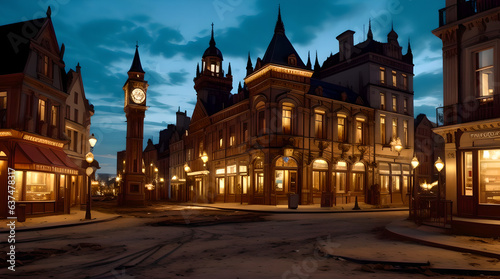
254 158 264 195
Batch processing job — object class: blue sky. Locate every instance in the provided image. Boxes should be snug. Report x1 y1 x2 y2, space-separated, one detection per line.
2 0 445 174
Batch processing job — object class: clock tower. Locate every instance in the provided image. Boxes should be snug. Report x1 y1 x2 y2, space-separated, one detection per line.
119 45 148 206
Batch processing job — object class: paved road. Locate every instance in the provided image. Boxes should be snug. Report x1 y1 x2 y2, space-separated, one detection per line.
1 208 499 278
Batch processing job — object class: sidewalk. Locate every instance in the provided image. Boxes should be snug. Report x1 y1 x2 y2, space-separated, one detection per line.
0 210 121 233
385 218 500 260
183 202 409 213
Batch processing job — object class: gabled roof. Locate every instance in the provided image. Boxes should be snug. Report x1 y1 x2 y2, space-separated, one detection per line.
0 17 49 75
261 8 306 69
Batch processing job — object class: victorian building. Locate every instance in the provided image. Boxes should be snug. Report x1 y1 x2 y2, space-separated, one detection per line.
433 0 500 221
0 8 93 217
181 9 415 206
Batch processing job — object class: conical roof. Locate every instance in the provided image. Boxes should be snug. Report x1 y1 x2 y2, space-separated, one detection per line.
261 7 306 69
128 45 145 73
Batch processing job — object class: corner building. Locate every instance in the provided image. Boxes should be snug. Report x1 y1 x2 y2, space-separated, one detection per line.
433 0 500 219
184 10 414 206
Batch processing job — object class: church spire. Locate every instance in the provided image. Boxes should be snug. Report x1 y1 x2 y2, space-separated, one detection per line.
306 51 312 70
246 52 253 76
209 22 216 47
367 19 373 40
128 44 145 74
227 62 232 76
314 51 320 72
274 5 285 34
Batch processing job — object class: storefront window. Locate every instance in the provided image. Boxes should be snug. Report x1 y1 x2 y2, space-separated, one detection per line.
333 161 347 193
217 177 225 194
255 172 264 194
352 162 365 192
227 176 235 194
379 163 390 192
26 171 55 200
391 164 401 192
479 149 500 205
464 152 473 196
14 171 23 201
241 175 248 194
275 170 284 192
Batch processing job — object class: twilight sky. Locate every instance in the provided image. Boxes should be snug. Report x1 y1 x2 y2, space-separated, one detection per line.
2 0 445 174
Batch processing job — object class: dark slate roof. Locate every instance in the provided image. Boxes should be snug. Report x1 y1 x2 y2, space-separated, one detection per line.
321 35 413 70
202 24 223 60
261 9 306 69
308 78 367 105
128 45 145 73
0 17 48 75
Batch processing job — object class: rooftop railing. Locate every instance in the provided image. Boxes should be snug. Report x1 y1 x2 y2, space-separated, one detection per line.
439 0 500 27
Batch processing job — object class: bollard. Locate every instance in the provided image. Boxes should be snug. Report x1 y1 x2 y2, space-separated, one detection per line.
352 196 361 210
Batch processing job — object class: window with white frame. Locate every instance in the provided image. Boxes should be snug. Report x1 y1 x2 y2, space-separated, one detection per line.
476 48 494 99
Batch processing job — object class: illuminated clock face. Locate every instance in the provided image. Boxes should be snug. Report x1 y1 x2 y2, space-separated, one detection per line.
131 88 145 104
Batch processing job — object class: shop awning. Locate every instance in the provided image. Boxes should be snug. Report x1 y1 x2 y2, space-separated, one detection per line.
15 142 79 175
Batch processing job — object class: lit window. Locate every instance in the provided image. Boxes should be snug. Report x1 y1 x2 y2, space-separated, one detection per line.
315 110 325 139
38 99 46 122
26 171 55 201
476 48 494 99
198 141 203 157
51 106 58 126
403 120 410 146
404 98 408 113
403 120 408 146
392 95 397 112
338 116 346 142
380 93 385 110
242 122 248 142
380 67 385 84
380 115 386 144
229 126 235 147
392 118 398 139
355 118 365 144
219 130 223 149
479 149 500 204
217 177 225 194
392 70 397 87
0 91 6 110
282 105 292 134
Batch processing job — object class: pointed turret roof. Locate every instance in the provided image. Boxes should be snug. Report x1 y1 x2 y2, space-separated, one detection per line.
367 19 373 40
203 23 223 60
128 44 145 73
306 51 312 70
261 7 306 69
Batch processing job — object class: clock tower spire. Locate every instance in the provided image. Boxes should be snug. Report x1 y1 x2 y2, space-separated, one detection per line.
119 45 149 206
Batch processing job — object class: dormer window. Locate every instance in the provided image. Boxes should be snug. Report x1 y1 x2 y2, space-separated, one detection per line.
288 54 297 66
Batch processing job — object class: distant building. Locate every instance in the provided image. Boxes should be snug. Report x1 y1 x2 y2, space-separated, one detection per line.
182 9 415 206
433 0 500 220
65 63 95 209
0 7 94 217
414 114 445 192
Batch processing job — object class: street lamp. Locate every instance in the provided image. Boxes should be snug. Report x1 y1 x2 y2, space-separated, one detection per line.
434 157 444 201
201 151 208 167
392 137 403 156
410 155 419 219
85 134 97 220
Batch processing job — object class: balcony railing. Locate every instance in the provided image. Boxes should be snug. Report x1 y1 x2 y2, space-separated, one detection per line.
439 0 500 26
436 94 500 126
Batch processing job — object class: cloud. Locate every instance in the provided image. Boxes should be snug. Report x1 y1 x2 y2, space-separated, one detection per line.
96 154 117 159
414 96 442 108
